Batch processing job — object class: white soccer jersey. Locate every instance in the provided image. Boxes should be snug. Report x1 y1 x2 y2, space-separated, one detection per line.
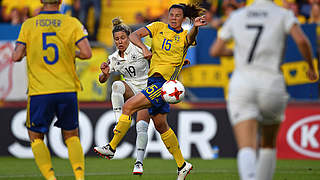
221 0 295 125
219 0 298 73
108 42 149 92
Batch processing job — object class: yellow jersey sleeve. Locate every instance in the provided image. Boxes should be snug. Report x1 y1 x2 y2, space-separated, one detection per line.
145 22 163 38
73 18 88 44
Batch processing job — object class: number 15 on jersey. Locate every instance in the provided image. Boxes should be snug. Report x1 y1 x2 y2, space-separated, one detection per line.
162 38 172 51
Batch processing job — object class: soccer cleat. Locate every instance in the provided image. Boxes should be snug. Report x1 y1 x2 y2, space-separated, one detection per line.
93 144 115 159
177 162 193 180
132 161 143 175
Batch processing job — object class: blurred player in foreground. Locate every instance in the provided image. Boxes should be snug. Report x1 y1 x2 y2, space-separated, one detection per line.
96 17 150 175
12 0 92 179
210 0 318 180
94 3 207 180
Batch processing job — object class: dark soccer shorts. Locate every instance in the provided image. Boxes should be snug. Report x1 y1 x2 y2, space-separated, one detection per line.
141 76 170 116
27 92 79 133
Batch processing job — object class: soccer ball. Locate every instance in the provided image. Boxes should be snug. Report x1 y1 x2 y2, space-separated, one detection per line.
161 80 185 104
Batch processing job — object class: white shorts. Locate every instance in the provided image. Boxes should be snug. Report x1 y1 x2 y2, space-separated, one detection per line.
126 81 147 95
227 69 289 126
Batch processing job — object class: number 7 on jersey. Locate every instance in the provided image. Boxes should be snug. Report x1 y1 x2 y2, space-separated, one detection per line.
246 25 264 63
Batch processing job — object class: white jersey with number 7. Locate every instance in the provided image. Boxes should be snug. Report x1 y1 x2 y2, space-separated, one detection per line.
219 0 299 73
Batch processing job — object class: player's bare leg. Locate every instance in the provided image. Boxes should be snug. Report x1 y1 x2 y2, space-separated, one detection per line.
233 119 258 180
256 124 280 180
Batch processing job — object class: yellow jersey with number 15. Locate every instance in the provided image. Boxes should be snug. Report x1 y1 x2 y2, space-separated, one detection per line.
16 11 88 96
145 22 194 80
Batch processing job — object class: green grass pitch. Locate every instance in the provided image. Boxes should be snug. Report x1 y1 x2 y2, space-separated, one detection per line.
0 157 319 180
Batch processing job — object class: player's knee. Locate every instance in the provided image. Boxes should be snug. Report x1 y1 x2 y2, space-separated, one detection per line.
154 121 168 134
136 120 149 133
112 81 125 95
62 129 79 141
122 102 135 115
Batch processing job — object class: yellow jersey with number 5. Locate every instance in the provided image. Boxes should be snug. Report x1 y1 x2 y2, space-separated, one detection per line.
16 11 88 96
145 22 194 80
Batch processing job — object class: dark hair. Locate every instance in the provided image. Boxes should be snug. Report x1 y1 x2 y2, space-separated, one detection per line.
112 17 131 36
41 0 60 4
169 3 205 21
226 3 238 10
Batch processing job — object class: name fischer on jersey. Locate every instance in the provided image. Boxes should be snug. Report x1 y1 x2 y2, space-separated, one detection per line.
36 19 62 27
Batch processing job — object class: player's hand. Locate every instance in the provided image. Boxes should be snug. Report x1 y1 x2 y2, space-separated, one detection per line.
183 59 190 66
307 69 318 81
100 62 110 75
194 15 208 27
142 48 152 60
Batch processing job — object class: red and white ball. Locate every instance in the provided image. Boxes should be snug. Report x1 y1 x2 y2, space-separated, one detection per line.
161 80 185 104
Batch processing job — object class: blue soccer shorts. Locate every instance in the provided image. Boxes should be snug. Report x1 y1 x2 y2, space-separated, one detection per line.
141 76 170 116
27 92 79 133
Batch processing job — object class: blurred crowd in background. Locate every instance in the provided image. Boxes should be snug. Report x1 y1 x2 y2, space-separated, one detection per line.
1 0 320 42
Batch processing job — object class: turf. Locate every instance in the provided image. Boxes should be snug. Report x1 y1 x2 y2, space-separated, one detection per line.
0 157 319 180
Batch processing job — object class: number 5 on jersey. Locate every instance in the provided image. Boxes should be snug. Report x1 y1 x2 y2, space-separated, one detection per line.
42 32 59 65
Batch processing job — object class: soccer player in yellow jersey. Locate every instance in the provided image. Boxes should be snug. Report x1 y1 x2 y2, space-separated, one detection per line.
94 3 207 179
12 0 92 180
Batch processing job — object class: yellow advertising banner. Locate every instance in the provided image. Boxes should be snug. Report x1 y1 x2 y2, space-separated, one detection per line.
76 48 108 101
179 59 318 98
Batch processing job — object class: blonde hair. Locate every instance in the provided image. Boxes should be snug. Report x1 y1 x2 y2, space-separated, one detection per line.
112 17 131 36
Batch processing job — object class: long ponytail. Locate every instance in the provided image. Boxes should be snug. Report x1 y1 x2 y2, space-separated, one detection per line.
169 3 205 21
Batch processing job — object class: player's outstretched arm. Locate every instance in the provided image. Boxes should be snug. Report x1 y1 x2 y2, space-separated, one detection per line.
290 24 318 81
12 43 26 62
99 62 110 83
209 38 233 57
76 38 92 59
187 15 207 45
129 28 152 60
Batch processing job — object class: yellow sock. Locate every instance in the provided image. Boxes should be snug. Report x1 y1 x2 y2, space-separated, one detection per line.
161 128 185 168
48 176 56 180
65 136 85 180
31 139 56 180
109 114 132 150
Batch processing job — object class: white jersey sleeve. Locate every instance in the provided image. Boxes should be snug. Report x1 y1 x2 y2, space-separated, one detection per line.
284 10 298 33
107 54 116 73
219 13 235 41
